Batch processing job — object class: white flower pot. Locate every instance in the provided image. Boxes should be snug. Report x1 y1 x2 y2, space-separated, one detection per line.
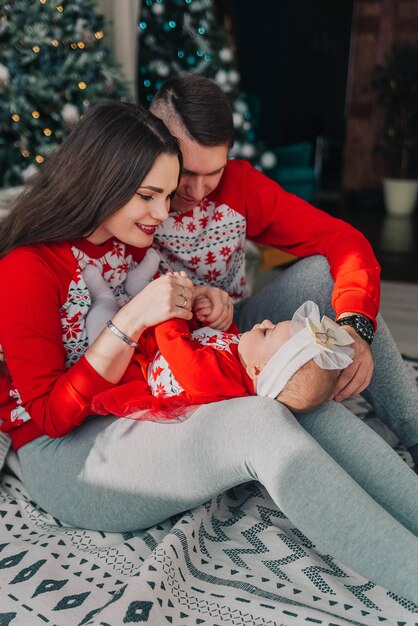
383 178 418 217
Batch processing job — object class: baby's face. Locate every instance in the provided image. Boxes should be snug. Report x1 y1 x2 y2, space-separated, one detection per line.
238 320 291 369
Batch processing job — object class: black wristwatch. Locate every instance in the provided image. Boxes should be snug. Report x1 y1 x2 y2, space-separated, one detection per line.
336 314 374 345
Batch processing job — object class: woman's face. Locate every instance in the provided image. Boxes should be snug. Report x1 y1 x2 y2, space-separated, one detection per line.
87 153 180 246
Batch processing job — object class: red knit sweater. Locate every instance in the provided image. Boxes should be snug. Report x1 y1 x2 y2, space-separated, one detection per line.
154 159 381 320
0 238 145 450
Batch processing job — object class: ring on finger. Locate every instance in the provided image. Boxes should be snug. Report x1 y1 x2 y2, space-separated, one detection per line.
180 295 187 308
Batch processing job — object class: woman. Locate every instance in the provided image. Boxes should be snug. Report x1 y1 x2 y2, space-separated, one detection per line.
0 101 418 604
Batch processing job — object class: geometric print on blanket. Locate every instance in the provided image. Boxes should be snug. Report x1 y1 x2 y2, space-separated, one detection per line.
1 355 418 625
1 474 418 625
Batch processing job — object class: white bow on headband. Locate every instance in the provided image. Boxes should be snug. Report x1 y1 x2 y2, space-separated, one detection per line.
257 301 354 399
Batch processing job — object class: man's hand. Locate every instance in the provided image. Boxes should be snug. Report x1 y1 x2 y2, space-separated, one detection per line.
330 326 374 401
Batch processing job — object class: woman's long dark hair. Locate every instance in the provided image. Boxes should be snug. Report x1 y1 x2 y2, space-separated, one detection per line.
0 101 181 257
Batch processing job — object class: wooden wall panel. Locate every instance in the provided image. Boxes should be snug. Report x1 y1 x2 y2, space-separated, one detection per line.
342 0 418 191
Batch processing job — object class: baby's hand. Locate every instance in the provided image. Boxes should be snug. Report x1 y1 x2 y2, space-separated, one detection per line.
193 294 213 322
192 285 233 330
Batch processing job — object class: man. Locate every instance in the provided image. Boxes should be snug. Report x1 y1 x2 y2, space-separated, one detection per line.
150 74 418 468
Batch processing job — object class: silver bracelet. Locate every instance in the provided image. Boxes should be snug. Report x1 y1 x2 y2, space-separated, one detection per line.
106 320 138 348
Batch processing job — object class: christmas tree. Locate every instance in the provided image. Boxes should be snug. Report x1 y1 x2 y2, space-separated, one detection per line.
137 0 272 168
0 0 129 188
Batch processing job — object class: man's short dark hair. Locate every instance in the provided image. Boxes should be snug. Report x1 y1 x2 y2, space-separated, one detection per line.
151 74 234 148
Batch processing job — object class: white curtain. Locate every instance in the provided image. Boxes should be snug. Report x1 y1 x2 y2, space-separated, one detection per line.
97 0 141 100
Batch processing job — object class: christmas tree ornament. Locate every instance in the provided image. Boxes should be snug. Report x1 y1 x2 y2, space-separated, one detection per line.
214 69 227 86
219 47 233 63
0 17 8 36
61 103 79 126
0 64 9 90
232 112 243 127
240 143 256 158
260 151 277 170
152 4 165 16
22 164 38 181
16 136 29 152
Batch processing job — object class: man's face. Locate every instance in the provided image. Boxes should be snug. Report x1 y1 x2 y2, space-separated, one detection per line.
163 123 229 213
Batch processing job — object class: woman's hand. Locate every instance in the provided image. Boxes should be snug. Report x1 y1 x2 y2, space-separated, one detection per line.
85 272 194 386
193 285 234 330
121 271 194 332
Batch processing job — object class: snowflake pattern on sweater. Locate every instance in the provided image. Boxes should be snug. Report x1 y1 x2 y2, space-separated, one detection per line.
61 242 137 367
147 327 240 398
153 200 247 302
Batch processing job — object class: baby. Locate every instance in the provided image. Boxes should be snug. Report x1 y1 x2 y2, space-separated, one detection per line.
83 258 353 418
238 304 353 412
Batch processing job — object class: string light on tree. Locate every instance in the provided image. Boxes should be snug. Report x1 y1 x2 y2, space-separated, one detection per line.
0 0 128 186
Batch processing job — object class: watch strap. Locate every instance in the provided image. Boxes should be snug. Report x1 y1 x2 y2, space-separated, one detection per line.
336 315 374 345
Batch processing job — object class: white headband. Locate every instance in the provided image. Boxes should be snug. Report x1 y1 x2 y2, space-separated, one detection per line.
257 301 354 399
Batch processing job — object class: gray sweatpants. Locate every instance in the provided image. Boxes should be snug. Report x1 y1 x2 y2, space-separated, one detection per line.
18 256 418 604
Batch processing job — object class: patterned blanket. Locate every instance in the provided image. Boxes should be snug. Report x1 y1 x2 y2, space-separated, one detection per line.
1 356 418 626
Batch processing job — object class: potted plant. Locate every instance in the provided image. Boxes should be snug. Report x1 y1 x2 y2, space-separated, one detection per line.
372 44 418 217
